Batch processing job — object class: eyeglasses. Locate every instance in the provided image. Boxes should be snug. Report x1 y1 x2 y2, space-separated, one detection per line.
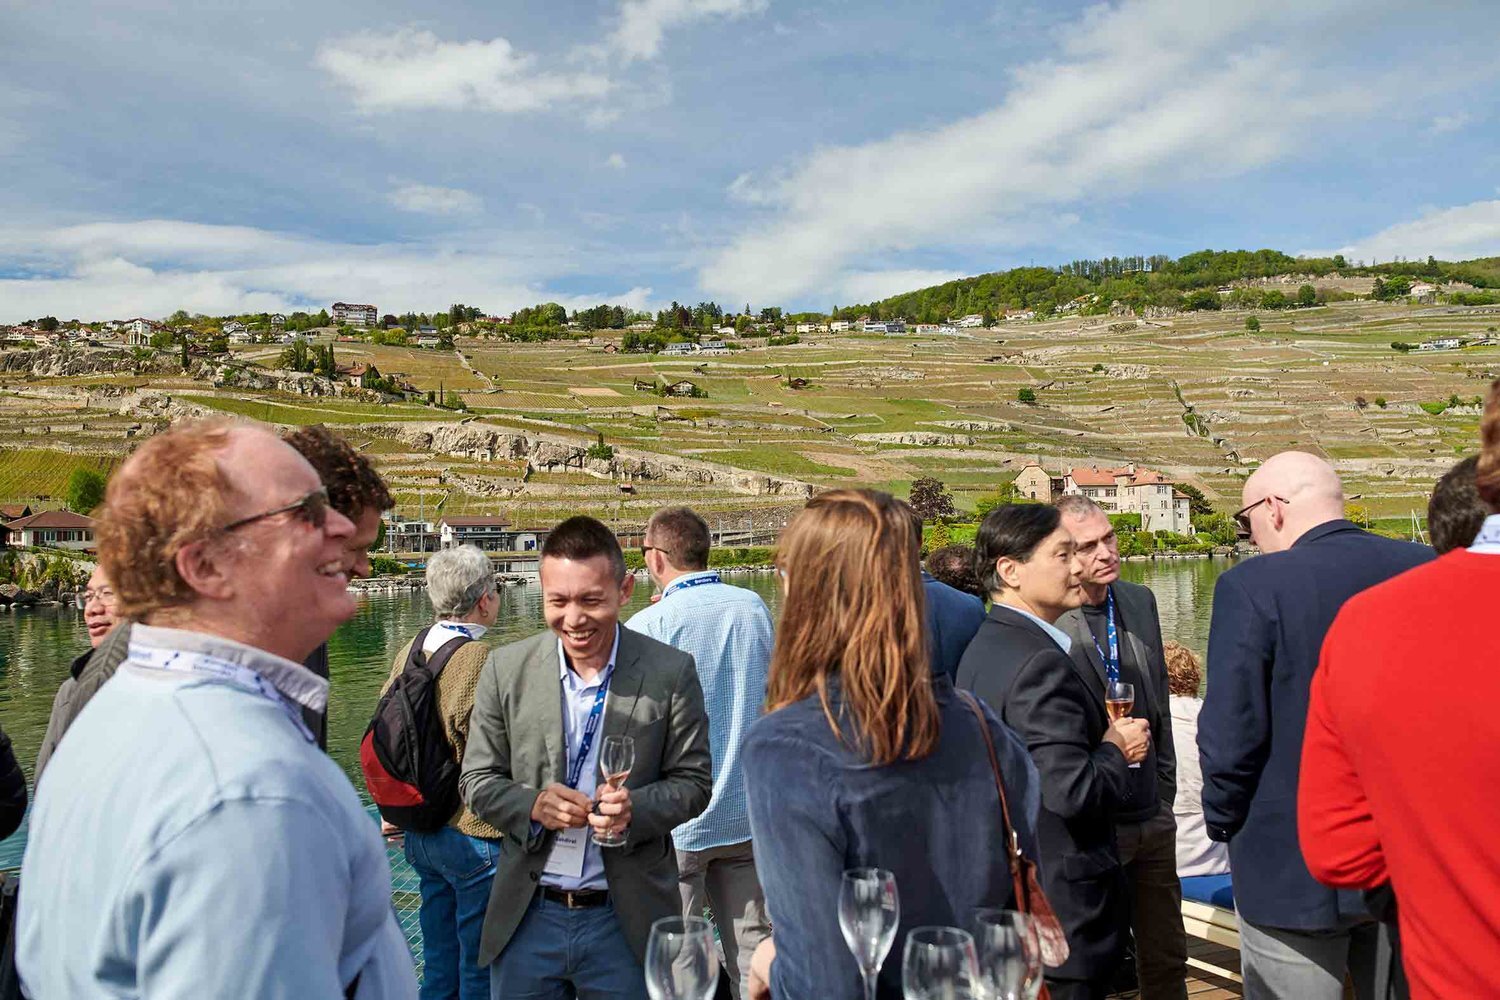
82 587 115 605
221 488 329 534
640 544 668 557
1232 495 1288 539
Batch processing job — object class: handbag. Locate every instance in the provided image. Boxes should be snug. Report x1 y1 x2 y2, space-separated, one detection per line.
956 689 1071 981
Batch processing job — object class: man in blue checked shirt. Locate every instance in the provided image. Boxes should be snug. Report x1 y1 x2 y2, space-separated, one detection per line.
627 506 774 1000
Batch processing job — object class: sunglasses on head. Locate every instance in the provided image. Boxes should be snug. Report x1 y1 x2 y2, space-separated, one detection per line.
1232 495 1288 539
221 487 330 534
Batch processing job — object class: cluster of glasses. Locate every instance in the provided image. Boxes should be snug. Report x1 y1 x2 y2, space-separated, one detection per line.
842 868 1044 1000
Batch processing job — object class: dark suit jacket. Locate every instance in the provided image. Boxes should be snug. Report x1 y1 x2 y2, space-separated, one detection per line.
1198 520 1432 930
955 604 1132 985
460 626 713 966
922 571 986 679
1056 580 1176 819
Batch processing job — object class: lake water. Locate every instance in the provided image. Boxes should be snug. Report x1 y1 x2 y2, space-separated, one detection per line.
0 558 1229 865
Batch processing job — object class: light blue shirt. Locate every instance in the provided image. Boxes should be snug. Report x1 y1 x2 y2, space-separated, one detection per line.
18 625 416 999
1470 513 1500 553
627 570 772 851
1007 602 1074 654
540 627 619 891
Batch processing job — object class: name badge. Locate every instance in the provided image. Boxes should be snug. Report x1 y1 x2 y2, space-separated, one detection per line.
543 827 588 880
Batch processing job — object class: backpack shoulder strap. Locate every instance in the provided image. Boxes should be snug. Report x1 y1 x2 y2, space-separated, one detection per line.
422 634 474 677
402 627 435 673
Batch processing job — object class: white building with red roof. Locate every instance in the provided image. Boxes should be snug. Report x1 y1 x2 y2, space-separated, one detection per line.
1063 464 1193 534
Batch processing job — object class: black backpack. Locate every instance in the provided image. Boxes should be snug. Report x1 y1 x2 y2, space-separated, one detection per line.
360 627 472 832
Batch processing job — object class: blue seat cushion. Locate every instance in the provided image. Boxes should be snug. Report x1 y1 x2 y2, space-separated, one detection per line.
1181 874 1235 909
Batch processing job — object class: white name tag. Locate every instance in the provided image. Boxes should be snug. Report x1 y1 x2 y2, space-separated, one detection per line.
542 827 588 880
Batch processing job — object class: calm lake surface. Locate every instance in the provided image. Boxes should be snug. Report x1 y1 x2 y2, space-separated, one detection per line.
0 558 1230 863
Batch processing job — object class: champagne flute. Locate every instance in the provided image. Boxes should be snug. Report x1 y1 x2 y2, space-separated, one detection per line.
644 915 719 1000
594 735 635 847
1105 681 1140 769
973 910 1042 1000
902 926 979 1000
839 867 899 1000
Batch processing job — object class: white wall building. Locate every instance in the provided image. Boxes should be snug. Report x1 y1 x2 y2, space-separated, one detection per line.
1063 465 1193 534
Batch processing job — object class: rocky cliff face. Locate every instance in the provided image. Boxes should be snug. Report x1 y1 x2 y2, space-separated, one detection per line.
374 422 815 498
1 346 183 377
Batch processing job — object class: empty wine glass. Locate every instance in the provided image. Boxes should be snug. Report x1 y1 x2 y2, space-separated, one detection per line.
644 915 719 1000
839 867 899 1000
594 735 635 847
902 926 979 1000
973 910 1042 1000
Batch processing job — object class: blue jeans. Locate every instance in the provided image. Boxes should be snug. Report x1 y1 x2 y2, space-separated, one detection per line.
405 826 499 1000
489 895 646 1000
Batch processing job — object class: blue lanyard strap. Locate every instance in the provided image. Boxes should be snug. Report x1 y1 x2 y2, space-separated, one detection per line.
1092 587 1121 684
662 572 721 598
565 670 612 790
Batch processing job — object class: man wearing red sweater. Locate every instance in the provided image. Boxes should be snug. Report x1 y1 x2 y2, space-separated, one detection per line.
1301 387 1500 997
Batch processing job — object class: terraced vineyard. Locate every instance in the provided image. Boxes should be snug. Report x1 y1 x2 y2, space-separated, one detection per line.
3 298 1495 528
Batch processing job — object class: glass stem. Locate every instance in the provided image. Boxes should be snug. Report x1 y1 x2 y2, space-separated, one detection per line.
862 969 876 1000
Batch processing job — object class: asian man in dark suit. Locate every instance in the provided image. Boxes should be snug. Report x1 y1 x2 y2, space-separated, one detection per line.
1199 452 1431 999
956 504 1150 1000
1055 495 1186 1000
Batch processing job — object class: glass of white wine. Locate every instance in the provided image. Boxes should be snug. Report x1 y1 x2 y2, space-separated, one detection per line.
1106 681 1140 769
593 735 634 847
839 867 899 1000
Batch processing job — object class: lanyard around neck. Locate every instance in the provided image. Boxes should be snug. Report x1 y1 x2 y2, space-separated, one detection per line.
564 667 612 789
662 572 722 598
131 644 316 742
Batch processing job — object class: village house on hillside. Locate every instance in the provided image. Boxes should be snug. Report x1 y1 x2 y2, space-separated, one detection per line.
1062 464 1193 534
331 302 377 328
336 362 383 389
3 510 97 551
124 318 161 347
437 516 548 553
1012 464 1063 502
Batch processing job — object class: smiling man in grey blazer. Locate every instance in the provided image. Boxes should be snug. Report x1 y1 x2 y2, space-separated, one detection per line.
461 516 712 1000
1054 495 1186 1000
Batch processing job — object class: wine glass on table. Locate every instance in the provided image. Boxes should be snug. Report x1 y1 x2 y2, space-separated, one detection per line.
973 910 1042 1000
1106 680 1140 769
902 926 979 1000
644 915 719 1000
839 867 899 1000
593 735 635 847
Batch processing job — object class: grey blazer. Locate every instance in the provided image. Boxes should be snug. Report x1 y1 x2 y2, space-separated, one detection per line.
460 626 712 966
1056 579 1176 809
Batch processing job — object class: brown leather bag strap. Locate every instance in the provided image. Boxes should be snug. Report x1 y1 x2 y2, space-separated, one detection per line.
956 688 1028 907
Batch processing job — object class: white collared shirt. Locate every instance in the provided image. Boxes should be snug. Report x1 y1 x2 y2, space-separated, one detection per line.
542 626 620 891
1005 603 1074 654
1469 513 1500 554
421 620 489 656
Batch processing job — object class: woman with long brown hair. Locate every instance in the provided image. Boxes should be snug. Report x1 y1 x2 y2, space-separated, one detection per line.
743 489 1039 1000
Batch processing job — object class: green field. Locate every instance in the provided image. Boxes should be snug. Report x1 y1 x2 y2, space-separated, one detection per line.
0 449 119 502
3 298 1495 530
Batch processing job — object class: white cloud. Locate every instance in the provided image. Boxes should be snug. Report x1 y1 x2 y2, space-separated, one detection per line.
0 220 653 322
387 183 483 215
1307 200 1500 263
699 0 1487 303
1429 111 1471 134
315 28 612 114
606 0 769 63
606 152 628 169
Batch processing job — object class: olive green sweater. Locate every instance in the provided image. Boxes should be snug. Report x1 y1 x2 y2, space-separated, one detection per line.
384 638 504 840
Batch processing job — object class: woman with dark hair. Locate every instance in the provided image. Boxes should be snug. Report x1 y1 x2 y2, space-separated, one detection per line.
955 504 1150 1000
743 489 1039 1000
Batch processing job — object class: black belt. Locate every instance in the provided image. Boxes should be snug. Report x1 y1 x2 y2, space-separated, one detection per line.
541 886 610 909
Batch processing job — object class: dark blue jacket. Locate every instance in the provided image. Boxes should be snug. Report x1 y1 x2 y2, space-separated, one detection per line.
923 571 986 679
1198 520 1431 930
744 674 1040 1000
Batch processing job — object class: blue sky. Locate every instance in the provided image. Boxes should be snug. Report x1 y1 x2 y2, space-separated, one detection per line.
1 0 1498 322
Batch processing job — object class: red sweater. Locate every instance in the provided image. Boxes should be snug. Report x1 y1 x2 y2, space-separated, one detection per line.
1300 550 1500 998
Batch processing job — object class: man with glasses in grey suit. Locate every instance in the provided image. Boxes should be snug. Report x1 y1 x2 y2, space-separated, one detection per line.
1055 495 1187 1000
461 516 713 1000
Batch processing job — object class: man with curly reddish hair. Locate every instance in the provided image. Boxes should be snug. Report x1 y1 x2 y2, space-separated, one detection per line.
17 420 417 999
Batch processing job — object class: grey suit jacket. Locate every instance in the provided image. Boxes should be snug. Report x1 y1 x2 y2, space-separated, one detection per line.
460 626 713 966
1056 579 1176 809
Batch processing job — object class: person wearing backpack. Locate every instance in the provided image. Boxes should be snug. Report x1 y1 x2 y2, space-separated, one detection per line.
377 546 502 1000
